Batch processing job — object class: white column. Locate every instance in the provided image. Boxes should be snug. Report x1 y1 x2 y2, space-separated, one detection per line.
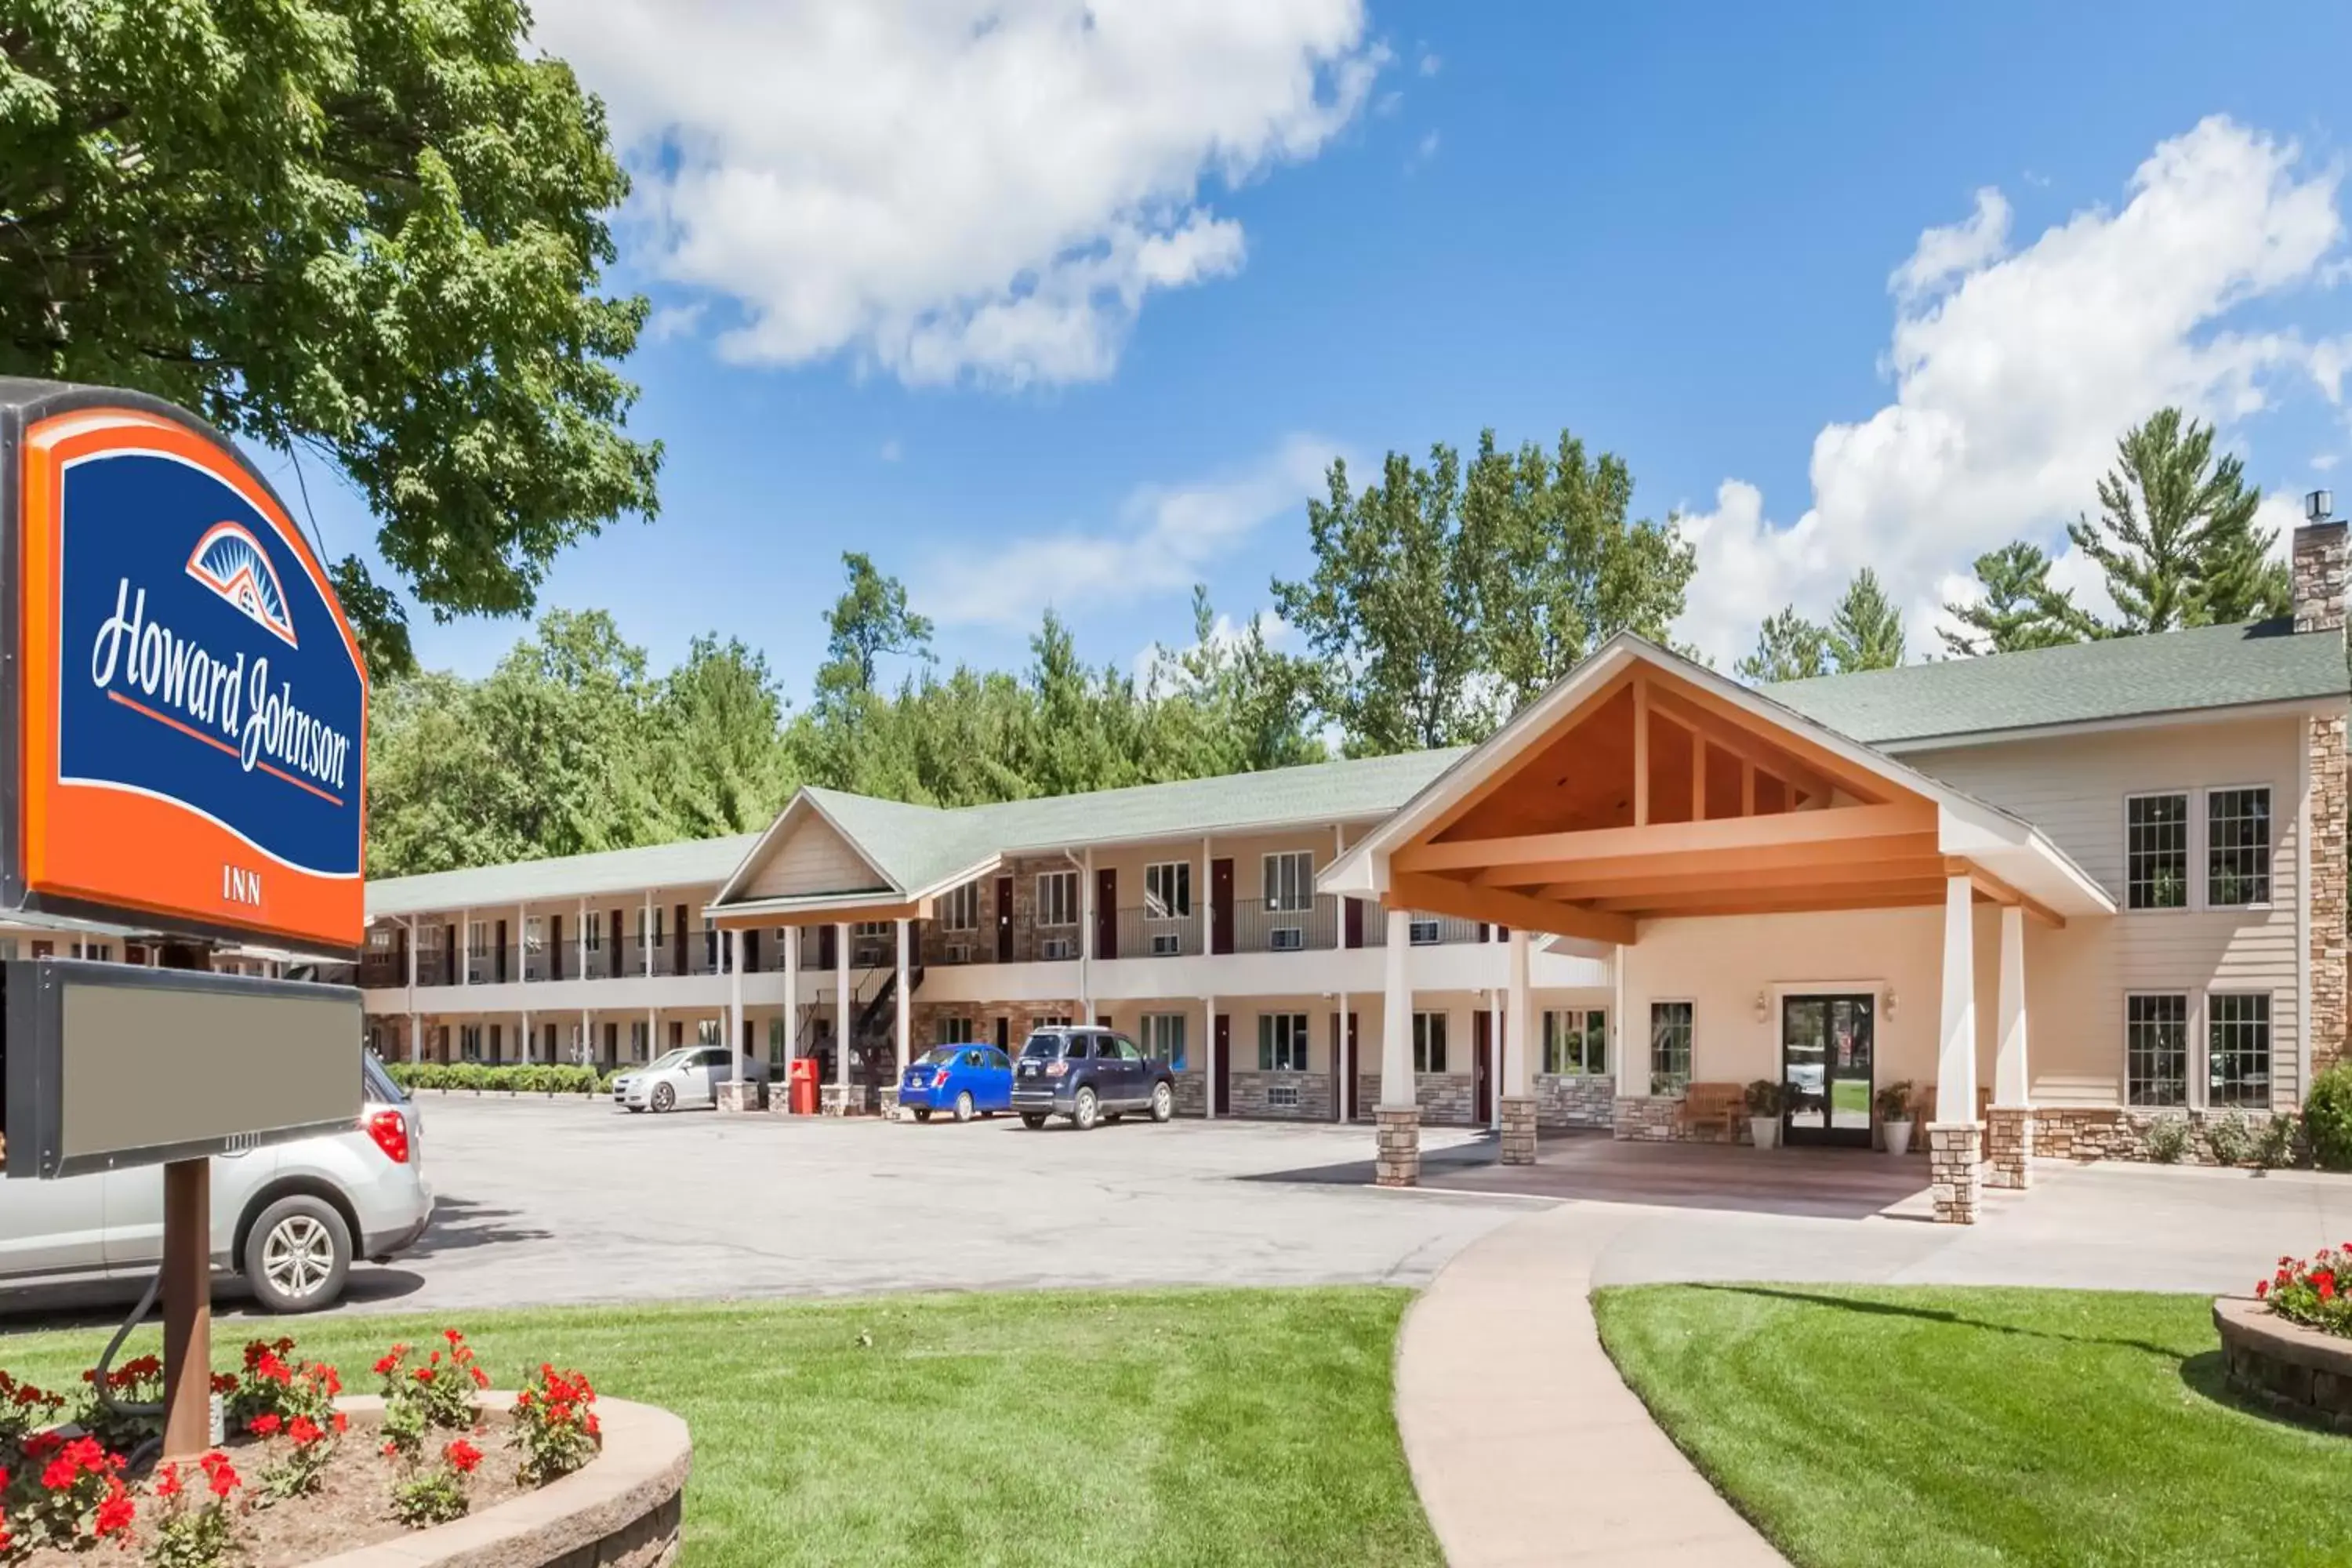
517 902 527 985
645 1005 655 1062
1994 904 2028 1107
643 891 654 978
1204 993 1217 1121
576 897 587 981
1487 990 1502 1128
1078 848 1094 1021
1200 835 1214 957
405 916 420 1064
1381 909 1413 1109
1505 928 1533 1098
1334 988 1349 1123
784 926 800 1094
459 908 471 985
835 920 851 1098
1936 873 1977 1122
579 1007 589 1067
894 916 911 1080
729 928 746 1069
521 1010 532 1064
1613 946 1634 1098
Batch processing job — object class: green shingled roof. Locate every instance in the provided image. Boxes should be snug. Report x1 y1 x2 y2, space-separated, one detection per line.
1764 620 2347 746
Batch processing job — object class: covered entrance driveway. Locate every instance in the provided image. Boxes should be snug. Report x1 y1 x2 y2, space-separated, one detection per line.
1319 634 2113 1223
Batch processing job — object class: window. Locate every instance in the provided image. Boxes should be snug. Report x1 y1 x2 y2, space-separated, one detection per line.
1413 1011 1448 1074
585 912 602 951
2125 993 2189 1108
1035 1014 1073 1029
1258 1012 1309 1072
1650 1001 1693 1095
1036 871 1079 927
1041 935 1079 960
1543 1009 1610 1076
467 920 490 956
630 1019 649 1059
1263 851 1313 913
940 882 980 931
696 1018 722 1045
524 916 544 953
1266 1083 1301 1109
1145 862 1192 919
2207 787 2271 907
2125 793 2189 910
938 1016 975 1044
1140 1012 1188 1069
1105 1035 1144 1063
2209 993 2272 1109
1409 915 1440 946
1269 926 1305 953
460 1025 483 1062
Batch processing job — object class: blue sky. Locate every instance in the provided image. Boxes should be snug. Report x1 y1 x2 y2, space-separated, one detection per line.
281 1 2352 693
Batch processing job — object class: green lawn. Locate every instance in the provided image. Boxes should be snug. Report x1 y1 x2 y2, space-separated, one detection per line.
0 1288 1439 1567
1593 1283 2352 1568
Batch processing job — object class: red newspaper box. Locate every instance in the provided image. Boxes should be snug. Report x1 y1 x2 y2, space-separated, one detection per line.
789 1056 819 1115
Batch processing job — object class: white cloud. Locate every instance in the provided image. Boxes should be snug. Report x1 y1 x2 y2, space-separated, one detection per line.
1131 608 1293 685
878 438 903 464
1418 50 1442 77
1674 117 2349 670
912 434 1341 631
1405 129 1440 174
2315 453 2341 472
533 0 1384 387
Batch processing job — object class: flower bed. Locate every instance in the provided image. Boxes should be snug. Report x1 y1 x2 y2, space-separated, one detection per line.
0 1330 681 1566
2219 1246 2352 1434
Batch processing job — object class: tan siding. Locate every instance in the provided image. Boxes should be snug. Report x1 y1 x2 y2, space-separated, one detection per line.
742 812 886 900
1911 717 2306 1108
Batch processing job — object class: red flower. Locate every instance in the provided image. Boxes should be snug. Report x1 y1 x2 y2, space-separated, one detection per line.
249 1413 282 1438
23 1432 63 1462
154 1464 183 1500
94 1484 135 1538
62 1436 107 1472
445 1439 483 1475
332 1412 350 1436
444 1329 464 1348
415 1367 437 1385
198 1451 240 1499
382 1441 401 1458
2256 1279 2270 1298
289 1416 323 1447
210 1373 240 1396
42 1455 79 1490
469 1365 490 1389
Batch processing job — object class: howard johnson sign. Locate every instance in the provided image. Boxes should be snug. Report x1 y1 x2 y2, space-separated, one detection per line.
0 381 368 956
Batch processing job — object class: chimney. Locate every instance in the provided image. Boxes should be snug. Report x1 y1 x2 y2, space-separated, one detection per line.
2295 489 2347 633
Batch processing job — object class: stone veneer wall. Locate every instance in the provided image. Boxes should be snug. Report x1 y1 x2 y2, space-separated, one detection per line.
2031 1106 2305 1166
1354 1073 1476 1125
1226 1071 1332 1121
911 999 1082 1049
2296 520 2347 1077
1612 1095 1768 1142
1534 1073 1615 1128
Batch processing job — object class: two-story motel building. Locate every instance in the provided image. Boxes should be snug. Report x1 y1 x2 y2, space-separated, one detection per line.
358 517 2350 1222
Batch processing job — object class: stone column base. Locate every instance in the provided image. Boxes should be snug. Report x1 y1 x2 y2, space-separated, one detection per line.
1499 1095 1537 1165
1985 1106 2033 1189
1928 1122 1984 1224
820 1083 855 1117
716 1080 765 1113
1375 1105 1421 1188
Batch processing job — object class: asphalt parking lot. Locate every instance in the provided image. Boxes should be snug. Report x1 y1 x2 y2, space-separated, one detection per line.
318 1094 1530 1315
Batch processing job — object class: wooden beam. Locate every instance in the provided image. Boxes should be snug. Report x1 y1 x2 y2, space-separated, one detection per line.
1646 668 1897 805
1955 859 2066 929
1538 855 1954 902
1741 760 1755 817
1595 878 1950 914
1494 831 1945 890
1421 673 1634 844
1692 735 1707 822
1632 674 1650 829
1643 686 1828 803
1387 872 1639 947
1610 887 1950 920
1395 800 1939 875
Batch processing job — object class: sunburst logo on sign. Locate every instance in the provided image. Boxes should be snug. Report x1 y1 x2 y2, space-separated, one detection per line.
185 521 298 649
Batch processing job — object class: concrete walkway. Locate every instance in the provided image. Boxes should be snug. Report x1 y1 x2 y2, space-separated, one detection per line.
1395 1202 1784 1566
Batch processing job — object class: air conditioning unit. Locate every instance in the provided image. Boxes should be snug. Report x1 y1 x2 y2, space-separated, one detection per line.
943 942 972 964
1042 935 1077 960
1269 927 1305 953
1150 931 1181 956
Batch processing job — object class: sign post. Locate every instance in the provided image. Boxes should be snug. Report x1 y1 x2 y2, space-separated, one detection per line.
0 379 369 1458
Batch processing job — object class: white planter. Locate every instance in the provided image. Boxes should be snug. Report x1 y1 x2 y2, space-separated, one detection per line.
1748 1116 1782 1149
1882 1120 1914 1157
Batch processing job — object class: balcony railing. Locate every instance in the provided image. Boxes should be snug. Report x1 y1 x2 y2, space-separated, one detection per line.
1112 906 1203 959
1226 897 1338 954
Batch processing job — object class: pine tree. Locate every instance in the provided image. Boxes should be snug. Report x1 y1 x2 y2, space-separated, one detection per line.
1940 543 2092 656
1736 607 1832 683
1827 568 1906 671
2066 408 2287 633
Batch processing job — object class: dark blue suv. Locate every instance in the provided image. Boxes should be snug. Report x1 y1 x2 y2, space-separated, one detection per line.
1011 1026 1176 1131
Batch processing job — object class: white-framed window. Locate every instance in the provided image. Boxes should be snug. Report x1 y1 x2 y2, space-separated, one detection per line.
938 1016 975 1045
2125 792 2190 911
2206 786 2272 908
1543 1009 1609 1076
1408 915 1441 946
697 1018 723 1046
1413 1011 1448 1074
585 912 602 951
1258 1012 1309 1072
1263 851 1314 913
523 916 544 953
460 1024 483 1062
1036 871 1079 927
852 920 889 938
2208 993 2272 1109
1034 1014 1073 1029
2125 993 2189 1108
939 882 980 931
1650 1000 1693 1096
467 920 491 956
1140 1012 1188 1069
1145 861 1192 919
368 927 395 952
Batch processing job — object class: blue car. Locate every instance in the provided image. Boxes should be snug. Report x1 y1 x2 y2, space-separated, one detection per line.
900 1044 1014 1123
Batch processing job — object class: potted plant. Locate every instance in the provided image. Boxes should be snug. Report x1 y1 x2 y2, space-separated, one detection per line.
1744 1079 1784 1149
1875 1080 1915 1156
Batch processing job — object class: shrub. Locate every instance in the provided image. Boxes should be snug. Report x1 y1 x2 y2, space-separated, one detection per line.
2306 1062 2352 1172
1873 1080 1915 1122
2258 1246 2352 1338
74 1351 163 1453
385 1062 604 1096
513 1365 601 1485
1743 1079 1784 1116
2258 1112 2303 1170
2146 1116 2190 1163
13 1431 134 1550
2205 1113 2256 1167
375 1331 486 1459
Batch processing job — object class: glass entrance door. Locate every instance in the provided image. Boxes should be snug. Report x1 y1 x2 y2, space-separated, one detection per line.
1782 994 1875 1147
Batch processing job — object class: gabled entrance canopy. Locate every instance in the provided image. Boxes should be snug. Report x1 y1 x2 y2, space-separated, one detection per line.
1319 636 2114 943
703 787 1000 929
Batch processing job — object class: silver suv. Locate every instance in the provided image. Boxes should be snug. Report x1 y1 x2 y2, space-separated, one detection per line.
0 1052 433 1313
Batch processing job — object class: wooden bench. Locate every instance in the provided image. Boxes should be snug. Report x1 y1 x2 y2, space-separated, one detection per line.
1676 1081 1746 1142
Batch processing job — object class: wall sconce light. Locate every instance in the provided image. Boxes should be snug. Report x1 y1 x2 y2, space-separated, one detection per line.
1884 989 1899 1021
1753 990 1769 1024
